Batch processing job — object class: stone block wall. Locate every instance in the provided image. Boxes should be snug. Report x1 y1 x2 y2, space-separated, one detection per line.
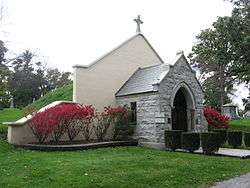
116 56 208 148
116 92 165 143
158 56 207 132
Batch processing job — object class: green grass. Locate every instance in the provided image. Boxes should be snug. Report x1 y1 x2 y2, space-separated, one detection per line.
1 89 250 187
229 119 250 132
24 84 73 111
0 108 23 124
0 84 72 136
0 84 73 126
0 84 72 138
0 108 22 130
1 142 250 188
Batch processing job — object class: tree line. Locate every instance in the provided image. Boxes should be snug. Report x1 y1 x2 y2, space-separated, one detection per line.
0 43 71 108
189 0 250 111
1 0 249 111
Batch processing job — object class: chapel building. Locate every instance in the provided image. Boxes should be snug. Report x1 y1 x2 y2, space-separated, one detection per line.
73 16 207 148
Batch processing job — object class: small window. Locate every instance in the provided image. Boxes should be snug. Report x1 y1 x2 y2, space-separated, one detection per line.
196 118 199 125
130 102 137 124
167 118 171 124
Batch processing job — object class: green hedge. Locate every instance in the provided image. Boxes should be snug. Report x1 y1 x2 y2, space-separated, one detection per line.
212 129 227 146
164 130 182 151
244 132 250 147
181 132 200 152
201 132 220 155
227 131 242 148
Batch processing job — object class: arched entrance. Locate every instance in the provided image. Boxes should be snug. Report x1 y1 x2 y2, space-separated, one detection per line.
172 89 188 131
170 82 196 131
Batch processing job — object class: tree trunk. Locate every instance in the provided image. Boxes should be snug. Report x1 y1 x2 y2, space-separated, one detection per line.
219 65 225 112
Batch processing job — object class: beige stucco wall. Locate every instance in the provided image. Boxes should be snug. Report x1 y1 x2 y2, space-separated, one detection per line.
8 123 113 145
8 125 36 145
73 34 163 111
6 101 77 145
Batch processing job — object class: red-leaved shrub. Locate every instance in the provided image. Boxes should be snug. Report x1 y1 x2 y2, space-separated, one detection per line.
104 106 128 119
28 107 59 143
104 106 134 140
203 106 230 129
28 103 95 143
93 110 113 142
29 103 133 143
74 105 95 141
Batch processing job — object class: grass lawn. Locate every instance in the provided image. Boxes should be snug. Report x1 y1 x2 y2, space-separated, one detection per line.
0 108 22 133
1 108 250 187
0 84 72 129
0 141 250 188
229 119 250 132
0 108 22 124
24 84 73 111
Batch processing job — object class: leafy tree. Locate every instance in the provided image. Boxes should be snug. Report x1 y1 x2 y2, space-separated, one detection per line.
189 1 249 110
228 0 250 82
35 61 50 96
203 78 231 111
242 89 250 111
0 40 11 109
46 68 71 90
8 49 72 108
0 40 7 63
9 50 42 107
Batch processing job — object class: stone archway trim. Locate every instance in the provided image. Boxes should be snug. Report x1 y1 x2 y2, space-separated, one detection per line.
170 81 196 110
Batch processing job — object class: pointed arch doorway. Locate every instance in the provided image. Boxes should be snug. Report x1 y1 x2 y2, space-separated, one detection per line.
171 82 196 132
172 89 188 131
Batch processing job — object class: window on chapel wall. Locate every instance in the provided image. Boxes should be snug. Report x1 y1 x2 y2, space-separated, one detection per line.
130 102 137 124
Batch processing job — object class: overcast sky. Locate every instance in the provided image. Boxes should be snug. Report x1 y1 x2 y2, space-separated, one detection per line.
0 0 248 108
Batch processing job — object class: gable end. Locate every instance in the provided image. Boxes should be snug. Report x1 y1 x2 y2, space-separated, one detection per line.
174 54 204 93
73 33 164 69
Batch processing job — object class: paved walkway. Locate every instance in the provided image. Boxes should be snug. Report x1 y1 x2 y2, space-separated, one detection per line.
210 173 250 188
216 148 250 159
177 147 250 159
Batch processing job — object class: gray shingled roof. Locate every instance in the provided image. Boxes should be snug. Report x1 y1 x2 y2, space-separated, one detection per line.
115 63 170 97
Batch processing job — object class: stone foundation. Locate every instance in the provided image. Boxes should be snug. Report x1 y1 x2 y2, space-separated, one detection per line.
139 142 165 150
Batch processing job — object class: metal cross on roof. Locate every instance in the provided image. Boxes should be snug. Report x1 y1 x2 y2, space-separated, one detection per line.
134 15 143 33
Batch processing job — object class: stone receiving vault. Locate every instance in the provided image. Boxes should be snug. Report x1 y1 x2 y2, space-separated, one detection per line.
5 33 207 147
115 54 207 149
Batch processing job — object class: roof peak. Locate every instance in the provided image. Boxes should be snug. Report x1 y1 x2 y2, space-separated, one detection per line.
73 33 164 69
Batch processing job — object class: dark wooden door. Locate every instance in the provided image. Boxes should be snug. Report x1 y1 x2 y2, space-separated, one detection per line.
172 90 188 131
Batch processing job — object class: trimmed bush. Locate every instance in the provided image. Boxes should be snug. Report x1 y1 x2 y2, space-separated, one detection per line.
181 132 200 152
165 130 182 151
227 131 242 148
244 132 250 147
213 129 227 146
201 132 220 155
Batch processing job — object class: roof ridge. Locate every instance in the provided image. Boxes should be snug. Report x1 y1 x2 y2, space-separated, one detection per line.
139 63 167 70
